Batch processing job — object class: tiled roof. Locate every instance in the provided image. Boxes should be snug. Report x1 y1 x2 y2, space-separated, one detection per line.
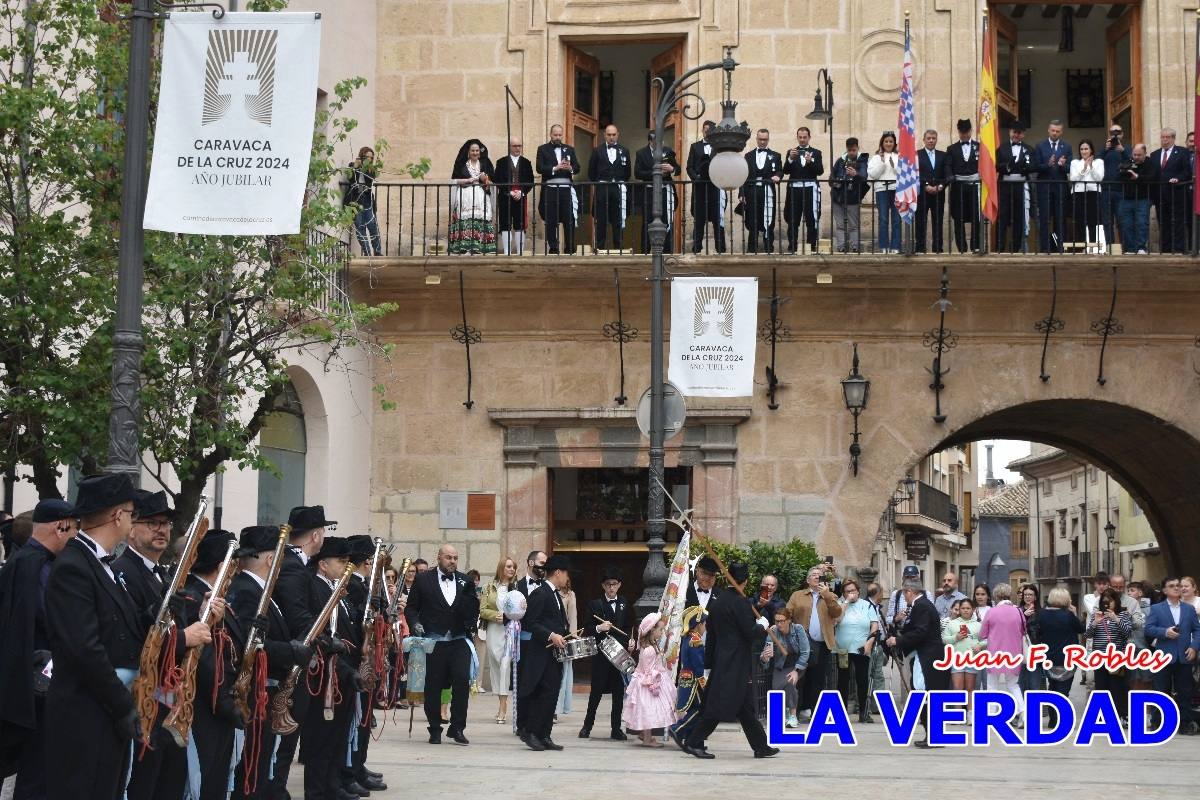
977 480 1029 518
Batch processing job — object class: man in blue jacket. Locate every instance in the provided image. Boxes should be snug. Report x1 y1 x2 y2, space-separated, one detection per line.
1144 576 1200 735
1034 119 1070 252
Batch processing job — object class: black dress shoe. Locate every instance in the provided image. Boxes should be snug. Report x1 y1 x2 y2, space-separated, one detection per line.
685 744 715 759
447 730 469 745
343 781 371 797
428 731 442 744
667 729 686 752
539 737 564 751
363 769 383 782
753 747 780 759
521 732 545 751
913 740 942 749
609 729 628 741
360 776 387 791
578 727 591 739
336 789 361 800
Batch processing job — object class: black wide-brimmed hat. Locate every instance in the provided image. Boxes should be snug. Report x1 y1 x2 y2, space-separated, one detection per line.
192 529 237 573
134 490 175 520
346 535 375 563
32 498 77 523
695 556 720 575
315 535 350 561
1010 120 1027 132
957 118 972 133
600 565 623 583
239 525 281 556
545 554 571 574
288 505 337 533
74 474 139 518
728 562 750 584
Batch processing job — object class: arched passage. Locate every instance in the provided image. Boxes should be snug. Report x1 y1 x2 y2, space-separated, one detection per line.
927 399 1200 573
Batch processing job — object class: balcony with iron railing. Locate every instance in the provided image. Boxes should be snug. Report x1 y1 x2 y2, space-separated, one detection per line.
893 480 961 539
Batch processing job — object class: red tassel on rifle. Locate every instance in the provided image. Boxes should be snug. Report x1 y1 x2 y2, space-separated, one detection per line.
241 650 269 797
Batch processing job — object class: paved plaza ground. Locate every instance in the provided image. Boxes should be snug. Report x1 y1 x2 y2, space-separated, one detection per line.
304 678 1197 800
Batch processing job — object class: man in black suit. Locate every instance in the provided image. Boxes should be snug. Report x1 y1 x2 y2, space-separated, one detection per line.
996 122 1035 253
578 566 631 740
112 489 193 800
494 137 535 255
0 499 76 800
301 536 364 800
513 549 546 738
686 120 727 253
587 123 632 250
44 475 210 800
915 128 948 253
340 535 387 797
740 128 783 253
635 131 681 253
518 554 571 751
886 577 951 748
271 504 333 799
947 119 981 253
683 562 777 760
535 124 580 254
783 126 824 254
227 526 311 800
685 556 721 610
1151 127 1193 254
404 543 479 745
179 530 243 800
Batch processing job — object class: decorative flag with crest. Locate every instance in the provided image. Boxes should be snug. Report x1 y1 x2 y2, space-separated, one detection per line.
979 14 999 222
894 21 919 222
1194 12 1200 215
656 530 691 680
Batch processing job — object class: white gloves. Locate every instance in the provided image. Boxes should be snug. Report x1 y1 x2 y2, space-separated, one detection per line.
756 616 769 630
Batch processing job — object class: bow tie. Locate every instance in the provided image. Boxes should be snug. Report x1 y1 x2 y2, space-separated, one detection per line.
697 589 710 595
440 572 454 582
529 579 543 587
100 553 117 565
152 564 167 580
757 148 766 153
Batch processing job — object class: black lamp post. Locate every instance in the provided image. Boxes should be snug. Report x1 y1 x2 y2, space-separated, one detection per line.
637 49 750 616
840 343 870 476
805 67 835 164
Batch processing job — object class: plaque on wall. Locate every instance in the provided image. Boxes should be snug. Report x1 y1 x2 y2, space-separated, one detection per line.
467 494 496 530
905 533 930 560
439 491 496 530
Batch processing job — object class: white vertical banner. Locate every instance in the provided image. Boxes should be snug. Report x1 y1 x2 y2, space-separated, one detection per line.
144 12 322 235
668 276 758 397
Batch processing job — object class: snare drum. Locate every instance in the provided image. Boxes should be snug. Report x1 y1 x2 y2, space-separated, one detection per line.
598 635 636 676
554 636 598 662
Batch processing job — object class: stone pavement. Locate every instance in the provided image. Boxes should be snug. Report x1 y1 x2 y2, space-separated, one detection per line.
291 682 1198 800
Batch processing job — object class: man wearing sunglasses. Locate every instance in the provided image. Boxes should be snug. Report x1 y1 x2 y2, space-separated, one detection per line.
1102 123 1126 246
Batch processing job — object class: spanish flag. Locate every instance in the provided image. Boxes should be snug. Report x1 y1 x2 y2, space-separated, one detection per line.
978 14 999 223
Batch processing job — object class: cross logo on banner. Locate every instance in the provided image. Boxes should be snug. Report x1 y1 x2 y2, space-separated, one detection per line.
218 52 261 107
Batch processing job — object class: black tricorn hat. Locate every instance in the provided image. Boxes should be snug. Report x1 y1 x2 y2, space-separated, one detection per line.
288 505 337 533
545 554 571 574
134 490 175 520
696 556 720 575
346 535 375 563
315 535 351 561
73 474 139 518
957 118 972 133
32 498 76 523
600 565 623 583
192 529 237 573
239 525 281 556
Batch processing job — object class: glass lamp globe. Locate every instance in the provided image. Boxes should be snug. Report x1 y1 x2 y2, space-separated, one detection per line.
708 151 748 191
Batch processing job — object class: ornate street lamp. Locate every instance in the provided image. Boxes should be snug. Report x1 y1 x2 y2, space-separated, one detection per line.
840 344 870 476
804 67 835 164
637 48 750 616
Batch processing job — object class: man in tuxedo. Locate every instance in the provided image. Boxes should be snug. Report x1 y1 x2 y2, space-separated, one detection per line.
996 122 1035 253
271 504 333 799
578 566 631 740
494 137 535 255
783 126 824 253
513 550 546 737
1145 576 1200 735
1035 119 1071 252
44 475 210 800
685 556 721 610
683 562 777 760
517 554 571 751
886 577 951 747
227 526 311 800
1150 128 1193 254
535 124 580 254
686 120 726 253
404 543 479 744
915 128 947 253
588 124 632 251
635 131 681 254
739 128 783 253
0 499 76 800
947 119 981 253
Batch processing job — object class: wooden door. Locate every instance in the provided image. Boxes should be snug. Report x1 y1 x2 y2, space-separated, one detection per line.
564 44 599 246
1106 5 1143 146
649 41 686 251
989 8 1019 123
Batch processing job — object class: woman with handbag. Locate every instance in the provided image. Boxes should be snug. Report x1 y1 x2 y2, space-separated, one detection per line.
1037 588 1085 696
1086 587 1133 720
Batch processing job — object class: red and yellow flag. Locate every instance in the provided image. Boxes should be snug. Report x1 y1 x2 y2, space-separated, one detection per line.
978 15 999 223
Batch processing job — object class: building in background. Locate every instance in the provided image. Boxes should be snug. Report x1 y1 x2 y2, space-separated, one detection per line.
976 480 1030 589
1117 485 1164 583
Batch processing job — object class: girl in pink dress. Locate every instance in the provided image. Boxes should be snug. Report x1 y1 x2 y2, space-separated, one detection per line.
622 613 679 747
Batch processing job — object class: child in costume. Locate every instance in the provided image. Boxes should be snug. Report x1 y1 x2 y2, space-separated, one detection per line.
668 606 707 749
621 612 679 747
